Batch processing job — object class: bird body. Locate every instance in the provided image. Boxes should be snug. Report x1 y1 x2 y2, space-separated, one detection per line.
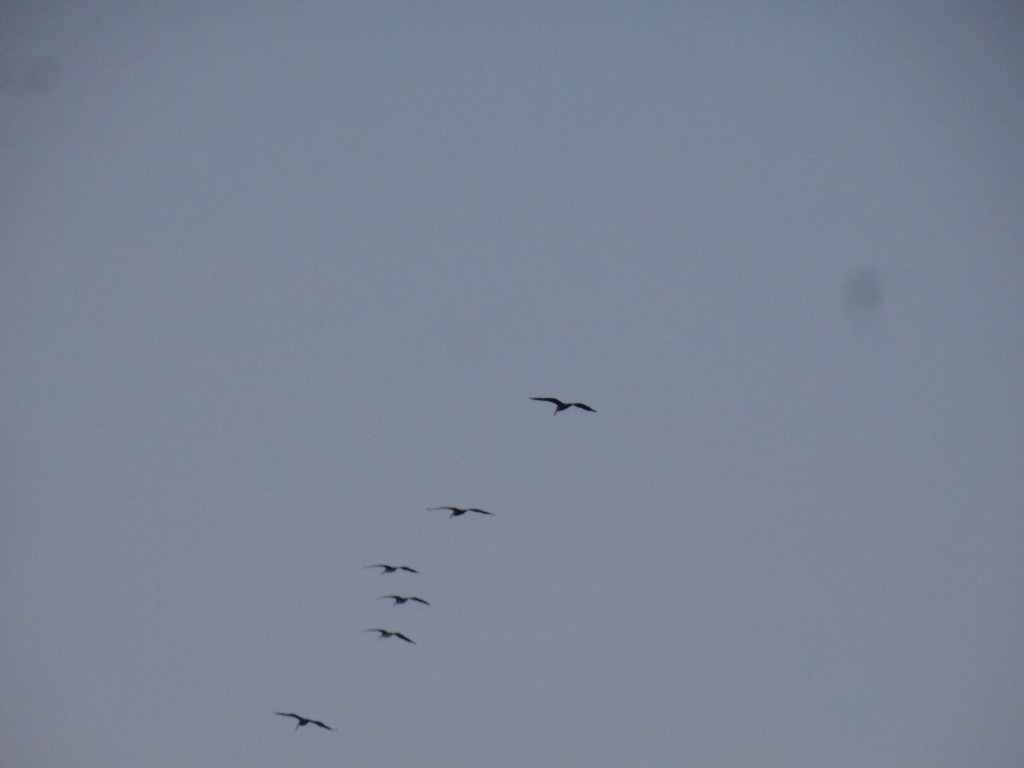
365 563 419 574
275 712 335 731
378 594 430 606
364 628 416 644
429 506 494 518
530 396 596 414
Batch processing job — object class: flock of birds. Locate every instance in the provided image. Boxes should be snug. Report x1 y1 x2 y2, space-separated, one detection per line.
274 395 596 734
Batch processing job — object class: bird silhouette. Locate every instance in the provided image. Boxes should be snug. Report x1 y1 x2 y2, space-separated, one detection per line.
378 594 430 606
364 628 416 644
530 396 597 414
365 564 420 574
274 712 335 731
429 506 494 518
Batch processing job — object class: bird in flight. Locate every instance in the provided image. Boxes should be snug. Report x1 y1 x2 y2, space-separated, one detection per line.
365 563 420 574
274 712 335 731
364 628 416 644
530 397 597 414
429 506 494 518
378 594 430 606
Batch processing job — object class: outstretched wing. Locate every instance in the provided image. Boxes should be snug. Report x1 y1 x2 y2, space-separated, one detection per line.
409 597 431 605
394 632 416 644
378 595 400 602
275 712 301 721
530 396 562 405
310 719 335 731
571 402 597 412
399 566 420 573
468 508 494 515
429 506 458 512
365 564 390 570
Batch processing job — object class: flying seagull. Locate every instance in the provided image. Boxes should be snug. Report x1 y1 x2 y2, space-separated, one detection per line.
378 594 430 606
530 397 597 414
365 564 420 574
364 628 416 644
274 712 335 731
429 506 494 518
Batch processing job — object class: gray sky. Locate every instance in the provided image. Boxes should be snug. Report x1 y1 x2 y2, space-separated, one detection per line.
3 3 1022 766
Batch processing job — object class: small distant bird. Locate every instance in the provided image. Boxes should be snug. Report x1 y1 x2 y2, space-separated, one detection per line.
378 594 430 606
429 506 494 518
365 564 420 574
364 628 416 644
530 397 597 414
274 712 335 731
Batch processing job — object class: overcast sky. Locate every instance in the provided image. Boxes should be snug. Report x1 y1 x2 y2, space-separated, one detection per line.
2 3 1023 767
